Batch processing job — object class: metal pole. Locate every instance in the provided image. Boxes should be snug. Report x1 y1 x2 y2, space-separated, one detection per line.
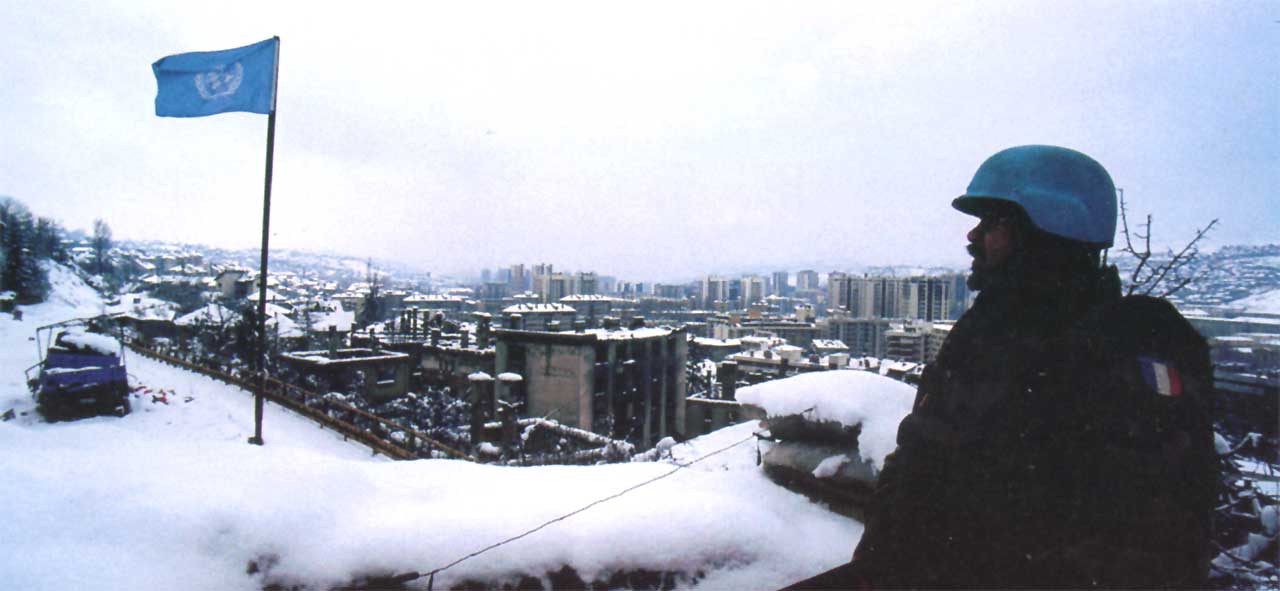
249 37 280 446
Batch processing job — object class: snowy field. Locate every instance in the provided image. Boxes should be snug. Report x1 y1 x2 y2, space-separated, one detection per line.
1232 288 1280 316
1 266 862 590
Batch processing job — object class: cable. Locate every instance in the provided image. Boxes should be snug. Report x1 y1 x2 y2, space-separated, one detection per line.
359 428 767 589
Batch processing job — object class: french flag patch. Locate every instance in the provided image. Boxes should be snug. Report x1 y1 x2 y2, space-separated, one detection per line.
1139 356 1183 397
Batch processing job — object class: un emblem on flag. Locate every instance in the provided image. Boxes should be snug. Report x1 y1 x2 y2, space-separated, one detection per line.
194 62 244 100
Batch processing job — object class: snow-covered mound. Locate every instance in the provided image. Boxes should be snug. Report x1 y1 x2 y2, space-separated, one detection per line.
34 262 104 320
1231 288 1280 315
2 265 861 590
735 370 916 469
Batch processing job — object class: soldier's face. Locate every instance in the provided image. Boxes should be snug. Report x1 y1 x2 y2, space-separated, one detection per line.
967 215 1015 271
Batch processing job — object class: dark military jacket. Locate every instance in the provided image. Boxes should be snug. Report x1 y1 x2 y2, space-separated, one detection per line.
840 276 1216 589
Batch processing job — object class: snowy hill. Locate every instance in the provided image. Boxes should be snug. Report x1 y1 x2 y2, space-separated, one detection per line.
1230 288 1280 316
1120 243 1280 310
2 266 861 590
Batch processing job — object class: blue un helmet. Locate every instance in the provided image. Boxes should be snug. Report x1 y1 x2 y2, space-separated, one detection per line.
952 145 1117 248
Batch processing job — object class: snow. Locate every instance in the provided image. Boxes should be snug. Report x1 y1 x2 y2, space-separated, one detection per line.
735 370 916 469
312 308 355 332
105 294 178 321
58 330 121 356
43 365 105 376
175 303 236 326
2 267 862 590
692 337 741 347
1231 288 1280 315
39 263 105 316
812 454 851 479
503 303 576 313
1263 505 1279 537
590 327 676 340
1215 432 1232 454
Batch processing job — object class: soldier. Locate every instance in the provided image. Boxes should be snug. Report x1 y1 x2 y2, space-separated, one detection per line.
790 145 1216 589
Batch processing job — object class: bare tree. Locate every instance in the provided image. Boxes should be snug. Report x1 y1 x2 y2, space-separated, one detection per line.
359 258 384 327
91 218 112 275
1114 188 1218 298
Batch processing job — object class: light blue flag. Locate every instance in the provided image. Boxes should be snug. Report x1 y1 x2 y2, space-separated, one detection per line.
153 38 278 117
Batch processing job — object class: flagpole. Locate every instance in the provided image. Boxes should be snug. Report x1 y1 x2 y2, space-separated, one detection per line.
249 36 280 446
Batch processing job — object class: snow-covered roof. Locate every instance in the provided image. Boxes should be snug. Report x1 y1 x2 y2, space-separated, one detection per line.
560 294 618 302
580 326 675 340
174 303 236 326
312 308 355 332
880 360 920 374
281 348 410 366
247 288 285 302
105 294 179 322
503 303 576 314
267 311 303 339
693 337 742 347
404 294 468 303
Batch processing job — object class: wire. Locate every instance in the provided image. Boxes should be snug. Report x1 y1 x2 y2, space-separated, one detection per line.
365 428 767 589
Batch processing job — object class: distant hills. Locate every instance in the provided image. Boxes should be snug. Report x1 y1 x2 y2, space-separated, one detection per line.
1112 244 1280 311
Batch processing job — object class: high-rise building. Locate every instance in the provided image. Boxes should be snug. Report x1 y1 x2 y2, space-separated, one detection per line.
576 272 599 296
771 271 790 297
834 276 952 322
700 276 730 309
827 271 850 311
796 270 819 291
508 264 527 293
742 276 766 308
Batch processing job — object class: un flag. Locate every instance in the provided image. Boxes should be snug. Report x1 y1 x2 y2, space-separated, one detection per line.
153 38 278 117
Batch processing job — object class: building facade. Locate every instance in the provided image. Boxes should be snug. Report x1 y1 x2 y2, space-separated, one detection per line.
494 327 687 448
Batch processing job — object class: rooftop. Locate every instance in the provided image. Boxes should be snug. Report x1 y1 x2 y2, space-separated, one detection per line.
503 303 577 314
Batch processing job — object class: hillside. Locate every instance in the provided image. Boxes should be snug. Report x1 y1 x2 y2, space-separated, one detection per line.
1113 244 1280 310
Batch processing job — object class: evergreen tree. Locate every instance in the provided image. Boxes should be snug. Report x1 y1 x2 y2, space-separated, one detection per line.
33 217 66 262
0 198 49 303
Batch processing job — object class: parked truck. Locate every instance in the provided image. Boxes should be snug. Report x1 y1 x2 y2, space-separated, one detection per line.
25 317 130 420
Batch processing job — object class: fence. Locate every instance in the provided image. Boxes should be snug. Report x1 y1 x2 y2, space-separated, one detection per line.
122 339 475 462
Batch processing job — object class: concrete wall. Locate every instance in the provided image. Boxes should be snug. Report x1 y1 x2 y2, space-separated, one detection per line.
523 340 596 431
364 362 411 403
685 397 764 437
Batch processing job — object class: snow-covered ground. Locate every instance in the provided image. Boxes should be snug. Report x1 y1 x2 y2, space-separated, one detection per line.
1232 288 1280 315
2 265 862 590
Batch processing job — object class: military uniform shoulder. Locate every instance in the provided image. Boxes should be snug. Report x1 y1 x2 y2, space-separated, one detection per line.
1088 294 1211 396
1092 295 1204 350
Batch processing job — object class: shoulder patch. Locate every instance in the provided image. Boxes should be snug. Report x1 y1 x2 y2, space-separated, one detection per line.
1138 356 1183 397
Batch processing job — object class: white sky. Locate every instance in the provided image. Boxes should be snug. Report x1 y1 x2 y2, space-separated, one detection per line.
2 1 1276 281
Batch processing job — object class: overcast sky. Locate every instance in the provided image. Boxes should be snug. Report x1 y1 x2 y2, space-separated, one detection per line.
2 1 1276 281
